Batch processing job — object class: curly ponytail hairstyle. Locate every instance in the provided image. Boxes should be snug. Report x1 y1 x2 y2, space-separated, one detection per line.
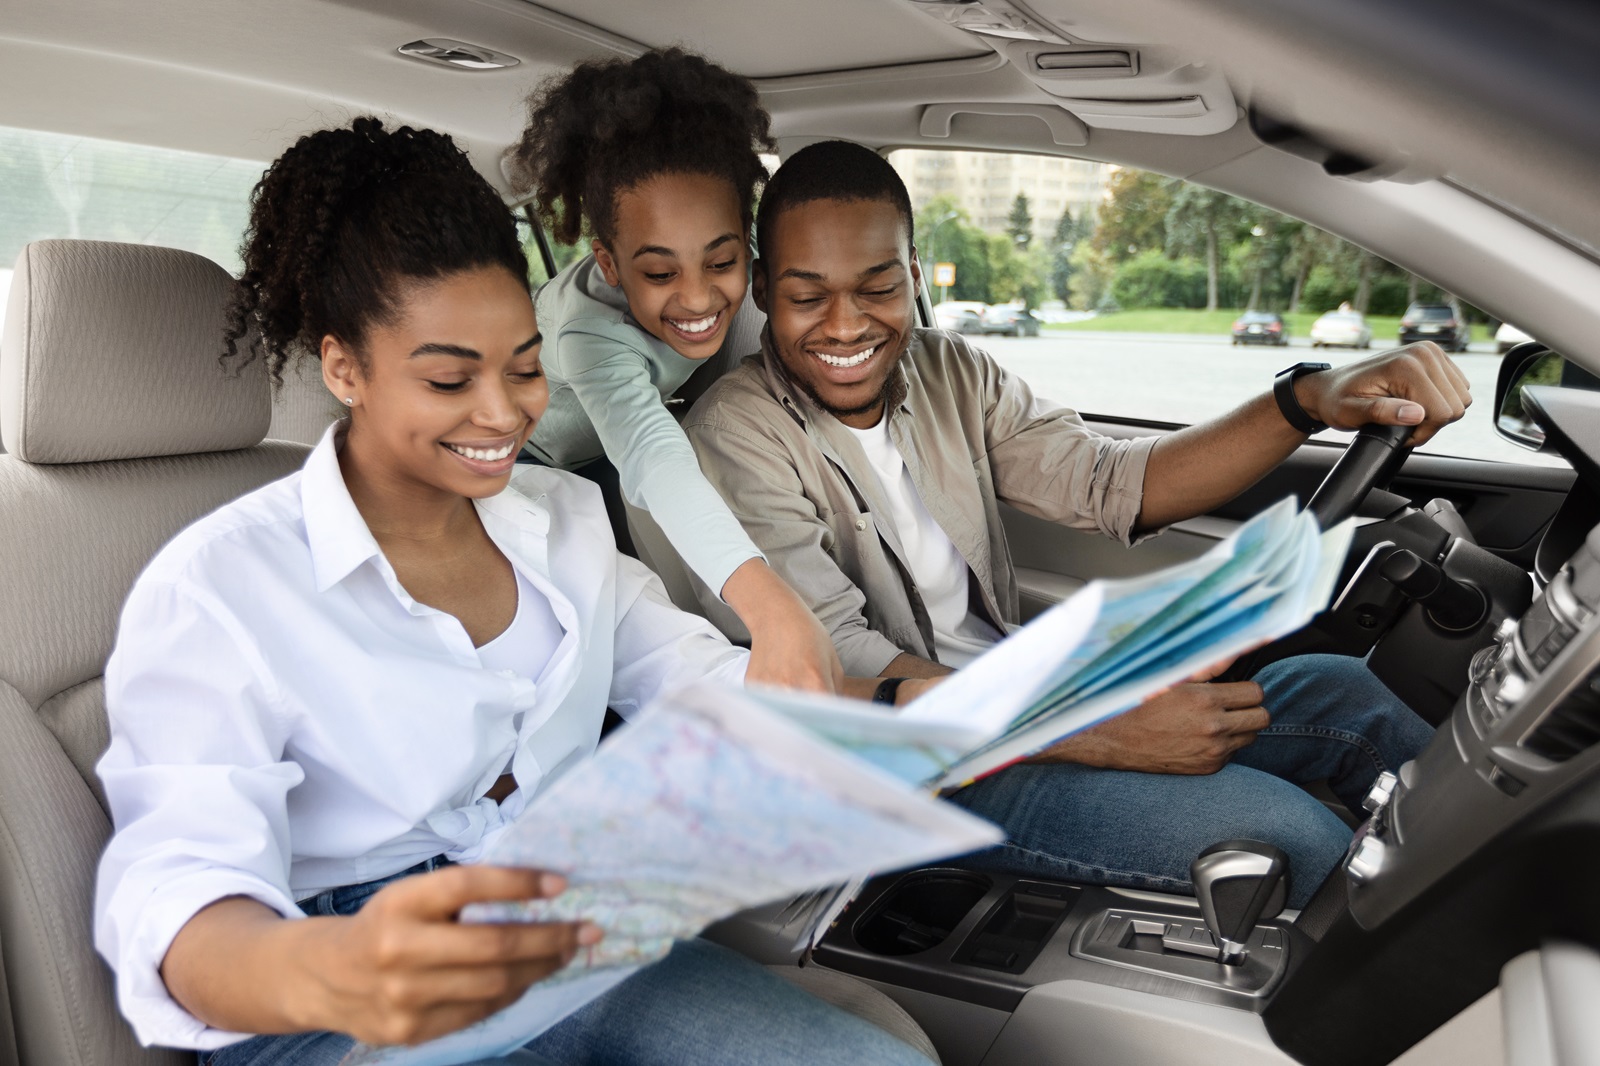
510 47 774 247
224 116 529 384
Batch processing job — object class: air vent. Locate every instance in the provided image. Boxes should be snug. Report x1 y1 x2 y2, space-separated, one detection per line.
398 39 520 71
1034 49 1136 76
1523 670 1600 761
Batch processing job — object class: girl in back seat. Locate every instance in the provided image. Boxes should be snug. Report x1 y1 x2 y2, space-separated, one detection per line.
510 48 844 697
93 116 933 1066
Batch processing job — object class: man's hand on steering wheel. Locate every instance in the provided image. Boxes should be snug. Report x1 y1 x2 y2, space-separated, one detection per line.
1294 342 1473 446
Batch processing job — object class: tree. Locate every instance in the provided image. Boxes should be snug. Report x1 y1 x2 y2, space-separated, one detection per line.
913 196 990 302
984 233 1048 307
1053 206 1079 247
1164 184 1242 312
1006 192 1034 249
1281 223 1336 312
1091 169 1173 262
1067 242 1116 311
1047 205 1083 302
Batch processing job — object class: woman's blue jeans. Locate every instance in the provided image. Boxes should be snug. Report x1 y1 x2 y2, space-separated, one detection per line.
948 653 1434 908
201 860 933 1066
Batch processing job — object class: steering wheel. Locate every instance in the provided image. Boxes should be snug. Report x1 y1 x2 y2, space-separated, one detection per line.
1304 423 1414 529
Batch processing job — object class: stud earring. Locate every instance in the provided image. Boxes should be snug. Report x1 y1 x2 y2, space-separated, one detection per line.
343 397 355 406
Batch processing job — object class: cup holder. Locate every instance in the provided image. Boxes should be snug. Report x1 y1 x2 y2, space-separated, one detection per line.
852 870 992 956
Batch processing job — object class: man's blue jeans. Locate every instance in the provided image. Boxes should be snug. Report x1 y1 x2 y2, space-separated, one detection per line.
948 653 1433 908
202 859 933 1066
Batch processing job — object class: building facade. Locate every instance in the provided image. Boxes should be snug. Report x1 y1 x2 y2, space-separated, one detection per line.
890 149 1112 245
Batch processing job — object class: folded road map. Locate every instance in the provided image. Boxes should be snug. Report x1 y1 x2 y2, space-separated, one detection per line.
347 498 1351 1065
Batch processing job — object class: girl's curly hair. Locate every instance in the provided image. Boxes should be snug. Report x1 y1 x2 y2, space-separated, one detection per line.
223 116 529 384
510 47 774 247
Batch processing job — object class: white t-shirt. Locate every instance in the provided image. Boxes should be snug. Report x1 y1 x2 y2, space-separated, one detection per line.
478 568 567 754
845 417 1001 667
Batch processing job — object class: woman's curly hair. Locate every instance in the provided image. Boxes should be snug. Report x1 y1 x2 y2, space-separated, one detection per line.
510 48 774 247
224 116 529 384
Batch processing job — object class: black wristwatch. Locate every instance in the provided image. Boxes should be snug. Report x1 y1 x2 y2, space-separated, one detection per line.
1273 362 1332 435
872 677 909 706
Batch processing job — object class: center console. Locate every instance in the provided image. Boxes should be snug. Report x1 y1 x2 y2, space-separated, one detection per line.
811 866 1298 1016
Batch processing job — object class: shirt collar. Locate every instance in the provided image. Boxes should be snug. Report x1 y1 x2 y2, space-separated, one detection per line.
299 423 553 594
300 423 385 593
757 325 913 430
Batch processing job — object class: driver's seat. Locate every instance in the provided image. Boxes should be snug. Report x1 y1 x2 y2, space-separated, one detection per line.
0 239 310 1065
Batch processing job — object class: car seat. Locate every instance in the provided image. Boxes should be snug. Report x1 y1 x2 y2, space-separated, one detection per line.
266 351 344 447
0 240 311 1065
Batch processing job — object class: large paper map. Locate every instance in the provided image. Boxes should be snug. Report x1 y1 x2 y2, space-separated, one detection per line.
342 684 1002 1066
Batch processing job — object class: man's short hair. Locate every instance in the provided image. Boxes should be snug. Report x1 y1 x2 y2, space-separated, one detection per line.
756 140 916 264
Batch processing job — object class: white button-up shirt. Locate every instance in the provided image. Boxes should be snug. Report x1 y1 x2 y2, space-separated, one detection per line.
93 427 749 1050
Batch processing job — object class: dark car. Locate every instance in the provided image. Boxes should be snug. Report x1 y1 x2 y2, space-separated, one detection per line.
980 307 1041 337
1399 302 1470 352
1231 310 1288 346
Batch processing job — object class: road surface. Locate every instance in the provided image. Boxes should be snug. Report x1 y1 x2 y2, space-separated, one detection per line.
975 330 1565 468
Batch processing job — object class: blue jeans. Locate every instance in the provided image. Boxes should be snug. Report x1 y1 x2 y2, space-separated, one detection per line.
948 654 1433 908
202 861 933 1066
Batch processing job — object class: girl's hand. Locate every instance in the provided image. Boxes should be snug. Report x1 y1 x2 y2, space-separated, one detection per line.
294 865 600 1046
722 559 843 694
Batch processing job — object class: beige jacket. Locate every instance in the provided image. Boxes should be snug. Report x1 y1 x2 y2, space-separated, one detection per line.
683 327 1158 675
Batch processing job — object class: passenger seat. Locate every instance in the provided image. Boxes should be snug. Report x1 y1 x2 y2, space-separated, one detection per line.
0 240 309 1065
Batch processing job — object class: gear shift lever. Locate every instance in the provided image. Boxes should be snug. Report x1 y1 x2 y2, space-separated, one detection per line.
1181 839 1288 964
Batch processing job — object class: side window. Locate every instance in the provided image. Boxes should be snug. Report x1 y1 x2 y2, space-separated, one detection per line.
516 205 583 288
0 123 266 326
886 148 1564 468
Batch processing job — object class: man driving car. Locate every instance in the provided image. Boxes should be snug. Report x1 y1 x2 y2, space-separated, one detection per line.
684 141 1465 906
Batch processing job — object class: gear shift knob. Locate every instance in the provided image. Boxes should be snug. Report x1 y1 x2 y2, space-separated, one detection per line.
1192 839 1288 964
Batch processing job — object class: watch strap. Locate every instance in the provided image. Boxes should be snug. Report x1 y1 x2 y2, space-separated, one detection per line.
872 677 909 706
1274 362 1332 435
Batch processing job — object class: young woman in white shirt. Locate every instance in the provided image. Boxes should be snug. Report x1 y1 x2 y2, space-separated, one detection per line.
93 117 934 1066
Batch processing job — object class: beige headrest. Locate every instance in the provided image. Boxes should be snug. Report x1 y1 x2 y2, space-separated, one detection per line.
1 240 268 464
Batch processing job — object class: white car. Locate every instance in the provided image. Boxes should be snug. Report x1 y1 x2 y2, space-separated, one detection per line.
1496 321 1534 353
1310 310 1374 349
933 301 987 334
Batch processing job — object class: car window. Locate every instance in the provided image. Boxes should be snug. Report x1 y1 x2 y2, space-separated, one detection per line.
516 205 584 287
0 124 266 277
887 148 1567 468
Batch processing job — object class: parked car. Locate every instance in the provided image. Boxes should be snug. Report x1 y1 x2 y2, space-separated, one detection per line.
980 306 1041 337
1310 310 1373 349
1496 321 1534 353
1231 310 1288 346
932 301 986 334
1399 302 1470 352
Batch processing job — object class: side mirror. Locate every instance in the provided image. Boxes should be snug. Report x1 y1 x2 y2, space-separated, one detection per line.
1494 344 1600 451
1494 344 1561 450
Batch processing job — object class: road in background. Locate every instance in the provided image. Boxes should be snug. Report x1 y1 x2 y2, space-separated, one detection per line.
976 330 1567 468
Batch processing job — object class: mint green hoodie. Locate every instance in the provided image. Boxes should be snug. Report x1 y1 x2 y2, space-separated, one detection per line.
527 254 763 596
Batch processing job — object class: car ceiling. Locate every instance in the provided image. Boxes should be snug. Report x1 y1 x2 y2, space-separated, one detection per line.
2 0 1598 361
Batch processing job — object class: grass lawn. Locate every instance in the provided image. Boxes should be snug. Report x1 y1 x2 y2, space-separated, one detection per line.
1044 308 1485 343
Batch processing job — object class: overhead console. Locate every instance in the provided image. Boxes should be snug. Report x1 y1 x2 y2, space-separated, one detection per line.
902 0 1239 136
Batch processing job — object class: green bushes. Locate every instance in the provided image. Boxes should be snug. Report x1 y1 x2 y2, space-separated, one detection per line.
1109 251 1212 309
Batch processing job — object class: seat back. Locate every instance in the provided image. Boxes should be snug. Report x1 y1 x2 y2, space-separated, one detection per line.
0 240 311 1066
267 351 343 446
